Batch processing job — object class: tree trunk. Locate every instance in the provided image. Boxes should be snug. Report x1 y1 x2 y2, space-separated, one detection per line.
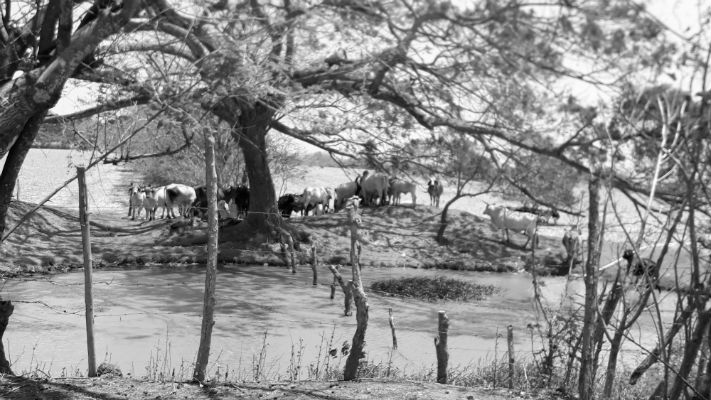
193 131 219 383
668 310 711 400
602 309 628 398
578 175 602 400
0 298 14 374
592 277 622 377
0 111 45 237
436 195 461 243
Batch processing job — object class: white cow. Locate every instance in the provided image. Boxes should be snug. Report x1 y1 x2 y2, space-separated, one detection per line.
165 183 197 218
129 185 146 220
334 181 358 211
483 204 538 249
388 178 417 206
302 187 334 216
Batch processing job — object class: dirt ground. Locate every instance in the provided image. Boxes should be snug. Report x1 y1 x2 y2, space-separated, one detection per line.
0 200 571 276
0 375 564 399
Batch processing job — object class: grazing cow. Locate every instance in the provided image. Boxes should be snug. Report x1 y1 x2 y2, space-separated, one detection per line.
622 249 661 291
164 183 197 218
224 185 249 218
361 172 390 206
388 178 417 206
129 184 146 220
334 181 359 211
192 185 227 219
427 179 444 207
302 187 334 216
483 204 538 249
278 193 305 218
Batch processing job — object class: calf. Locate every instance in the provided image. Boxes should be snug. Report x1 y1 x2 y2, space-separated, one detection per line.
128 183 146 220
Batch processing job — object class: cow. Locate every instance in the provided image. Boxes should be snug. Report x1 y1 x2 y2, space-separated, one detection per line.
192 185 227 220
302 187 334 216
622 249 661 291
483 204 538 249
427 179 444 207
361 172 390 206
141 187 158 221
128 183 146 220
387 178 417 206
278 193 305 218
224 185 249 218
334 181 359 211
164 183 197 218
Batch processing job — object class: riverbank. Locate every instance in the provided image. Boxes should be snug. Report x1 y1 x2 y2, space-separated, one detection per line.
0 374 559 399
0 200 571 277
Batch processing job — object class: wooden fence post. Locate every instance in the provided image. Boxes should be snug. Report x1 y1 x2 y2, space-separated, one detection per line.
77 167 96 377
330 271 337 300
389 308 398 350
343 197 369 381
15 180 19 201
493 327 499 388
311 245 318 285
327 265 352 315
193 130 219 383
507 325 515 389
435 310 449 384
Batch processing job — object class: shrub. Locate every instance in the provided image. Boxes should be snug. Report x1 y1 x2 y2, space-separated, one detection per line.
370 276 498 302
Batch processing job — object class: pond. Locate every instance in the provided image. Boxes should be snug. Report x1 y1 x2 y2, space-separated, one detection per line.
3 265 677 379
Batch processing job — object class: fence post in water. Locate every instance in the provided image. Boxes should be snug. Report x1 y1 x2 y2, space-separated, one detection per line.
310 245 318 285
389 308 398 350
493 327 499 388
435 310 449 384
327 265 352 315
343 197 369 381
77 166 96 377
507 325 515 389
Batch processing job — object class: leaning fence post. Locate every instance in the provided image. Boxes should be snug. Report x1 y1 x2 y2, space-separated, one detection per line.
310 245 318 285
435 310 449 384
77 167 96 377
494 327 499 389
343 197 369 381
389 308 398 350
507 325 515 389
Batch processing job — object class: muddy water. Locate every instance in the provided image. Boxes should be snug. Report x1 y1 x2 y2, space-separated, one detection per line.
0 148 134 216
3 266 676 378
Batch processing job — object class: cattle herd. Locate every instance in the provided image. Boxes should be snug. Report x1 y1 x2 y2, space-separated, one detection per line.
126 171 445 222
127 182 250 221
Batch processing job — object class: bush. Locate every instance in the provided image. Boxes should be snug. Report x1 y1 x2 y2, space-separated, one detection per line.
370 276 498 302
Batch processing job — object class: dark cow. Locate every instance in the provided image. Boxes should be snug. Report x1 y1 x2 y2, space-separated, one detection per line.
278 193 305 218
192 185 227 219
622 249 661 291
224 185 250 218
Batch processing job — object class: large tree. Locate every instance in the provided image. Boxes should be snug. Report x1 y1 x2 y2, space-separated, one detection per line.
50 0 678 242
